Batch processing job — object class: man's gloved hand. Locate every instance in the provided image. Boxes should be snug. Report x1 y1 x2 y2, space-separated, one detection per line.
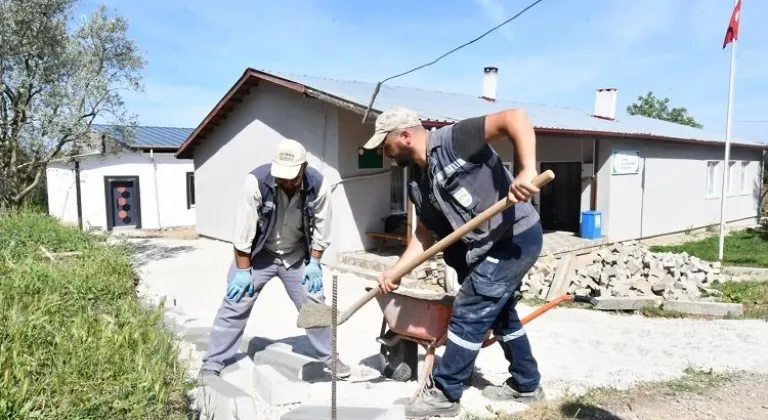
226 267 254 302
301 257 323 293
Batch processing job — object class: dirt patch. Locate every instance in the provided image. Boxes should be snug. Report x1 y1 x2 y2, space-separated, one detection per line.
494 369 768 420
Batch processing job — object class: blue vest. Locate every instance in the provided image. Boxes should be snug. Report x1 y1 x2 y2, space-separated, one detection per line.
408 126 539 268
248 164 324 264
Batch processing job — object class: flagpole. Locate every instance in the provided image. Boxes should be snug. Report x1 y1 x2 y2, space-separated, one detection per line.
717 0 739 262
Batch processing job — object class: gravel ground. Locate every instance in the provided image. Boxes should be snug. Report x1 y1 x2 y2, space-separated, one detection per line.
128 236 768 419
512 371 768 420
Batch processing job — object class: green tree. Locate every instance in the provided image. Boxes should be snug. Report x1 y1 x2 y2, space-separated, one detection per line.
0 0 145 210
626 91 703 129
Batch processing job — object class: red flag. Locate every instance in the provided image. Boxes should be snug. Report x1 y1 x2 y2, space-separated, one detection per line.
723 0 742 48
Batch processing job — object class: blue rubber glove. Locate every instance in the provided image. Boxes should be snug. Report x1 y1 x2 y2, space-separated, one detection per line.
301 258 323 294
226 268 254 302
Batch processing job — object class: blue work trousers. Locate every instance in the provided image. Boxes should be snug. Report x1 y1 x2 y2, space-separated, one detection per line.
433 221 544 401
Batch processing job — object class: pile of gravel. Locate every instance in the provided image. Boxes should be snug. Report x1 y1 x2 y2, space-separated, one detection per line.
522 241 725 301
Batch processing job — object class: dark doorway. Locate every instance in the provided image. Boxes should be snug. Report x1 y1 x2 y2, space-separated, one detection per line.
538 162 581 233
104 176 142 230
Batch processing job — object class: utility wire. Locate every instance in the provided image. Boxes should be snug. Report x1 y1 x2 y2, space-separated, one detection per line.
361 0 549 123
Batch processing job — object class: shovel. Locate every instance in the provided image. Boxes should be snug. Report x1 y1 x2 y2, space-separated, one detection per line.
296 169 556 329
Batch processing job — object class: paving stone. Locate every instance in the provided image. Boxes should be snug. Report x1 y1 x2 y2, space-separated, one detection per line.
593 296 662 311
280 403 405 420
661 300 744 317
546 252 574 301
253 364 309 406
195 375 259 420
250 346 326 382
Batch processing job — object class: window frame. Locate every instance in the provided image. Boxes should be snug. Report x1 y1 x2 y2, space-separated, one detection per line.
186 171 195 209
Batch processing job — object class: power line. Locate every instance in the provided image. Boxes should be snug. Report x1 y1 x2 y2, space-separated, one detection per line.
361 0 550 122
733 120 768 123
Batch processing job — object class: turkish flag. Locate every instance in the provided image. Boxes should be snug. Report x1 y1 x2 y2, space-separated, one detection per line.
723 0 742 48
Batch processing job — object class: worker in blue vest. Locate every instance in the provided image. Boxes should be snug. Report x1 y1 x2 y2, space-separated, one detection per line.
364 107 544 418
199 139 352 379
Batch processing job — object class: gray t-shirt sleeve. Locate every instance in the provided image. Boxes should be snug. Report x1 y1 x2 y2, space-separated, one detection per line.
450 116 487 161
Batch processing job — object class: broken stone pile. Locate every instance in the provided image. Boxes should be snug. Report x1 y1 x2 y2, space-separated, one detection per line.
414 252 447 291
521 241 725 301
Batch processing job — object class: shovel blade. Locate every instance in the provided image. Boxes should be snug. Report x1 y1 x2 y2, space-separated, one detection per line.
297 301 334 329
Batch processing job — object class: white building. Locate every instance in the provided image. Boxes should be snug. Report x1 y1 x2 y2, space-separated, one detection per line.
46 125 197 231
174 67 768 263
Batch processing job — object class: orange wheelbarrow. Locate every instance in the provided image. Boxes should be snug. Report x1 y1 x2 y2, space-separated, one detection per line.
369 285 597 401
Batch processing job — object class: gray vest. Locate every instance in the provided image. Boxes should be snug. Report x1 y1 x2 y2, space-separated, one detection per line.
408 126 540 267
248 164 323 264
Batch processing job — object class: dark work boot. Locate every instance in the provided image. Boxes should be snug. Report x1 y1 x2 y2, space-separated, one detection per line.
482 381 545 403
404 387 461 418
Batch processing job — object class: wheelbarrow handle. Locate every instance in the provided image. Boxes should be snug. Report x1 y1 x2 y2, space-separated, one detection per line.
388 169 556 280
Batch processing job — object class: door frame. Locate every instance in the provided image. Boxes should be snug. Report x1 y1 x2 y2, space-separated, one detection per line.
104 175 142 230
538 161 583 233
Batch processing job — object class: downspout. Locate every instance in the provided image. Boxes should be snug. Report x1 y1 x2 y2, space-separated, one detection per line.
75 159 83 230
150 148 162 229
591 137 599 210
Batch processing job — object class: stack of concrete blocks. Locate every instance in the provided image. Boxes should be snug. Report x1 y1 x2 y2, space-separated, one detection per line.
249 338 318 407
249 337 406 420
521 241 728 302
414 252 447 290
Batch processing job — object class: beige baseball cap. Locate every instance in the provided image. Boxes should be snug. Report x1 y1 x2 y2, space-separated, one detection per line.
271 139 307 179
362 107 422 150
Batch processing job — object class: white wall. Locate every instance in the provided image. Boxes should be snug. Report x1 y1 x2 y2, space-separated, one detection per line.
602 138 762 241
46 151 195 230
46 164 78 226
333 108 392 254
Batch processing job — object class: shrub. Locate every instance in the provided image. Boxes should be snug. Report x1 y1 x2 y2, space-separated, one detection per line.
0 212 195 419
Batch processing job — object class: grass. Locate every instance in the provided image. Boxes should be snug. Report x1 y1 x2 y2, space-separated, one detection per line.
465 368 729 420
0 211 196 419
649 229 768 268
712 280 768 318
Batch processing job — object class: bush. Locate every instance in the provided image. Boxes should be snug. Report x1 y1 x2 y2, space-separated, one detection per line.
0 212 195 419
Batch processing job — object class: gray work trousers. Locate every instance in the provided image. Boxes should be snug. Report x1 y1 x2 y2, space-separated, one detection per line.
201 251 332 373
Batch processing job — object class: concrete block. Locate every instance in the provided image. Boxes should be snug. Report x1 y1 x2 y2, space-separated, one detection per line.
661 300 744 317
253 364 309 406
593 296 662 311
195 375 259 420
251 346 326 382
546 252 575 301
281 403 405 420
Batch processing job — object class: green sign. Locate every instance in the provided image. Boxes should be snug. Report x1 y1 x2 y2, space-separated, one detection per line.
358 147 383 169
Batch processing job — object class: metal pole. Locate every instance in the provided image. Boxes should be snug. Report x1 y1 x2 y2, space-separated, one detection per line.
331 274 338 420
717 0 739 262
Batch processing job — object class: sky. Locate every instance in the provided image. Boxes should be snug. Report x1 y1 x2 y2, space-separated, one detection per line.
78 0 767 142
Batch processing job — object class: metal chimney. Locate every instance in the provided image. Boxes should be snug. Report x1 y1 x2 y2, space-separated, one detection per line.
593 88 618 120
481 66 498 102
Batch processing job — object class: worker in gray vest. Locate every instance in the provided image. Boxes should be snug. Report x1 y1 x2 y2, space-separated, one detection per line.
199 139 352 379
364 107 544 418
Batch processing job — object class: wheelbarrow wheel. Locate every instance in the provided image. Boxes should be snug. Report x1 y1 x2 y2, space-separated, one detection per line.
378 331 418 382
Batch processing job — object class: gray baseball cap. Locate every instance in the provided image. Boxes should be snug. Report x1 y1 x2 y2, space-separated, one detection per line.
362 107 422 150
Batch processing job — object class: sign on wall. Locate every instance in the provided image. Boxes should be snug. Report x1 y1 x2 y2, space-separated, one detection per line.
611 150 640 175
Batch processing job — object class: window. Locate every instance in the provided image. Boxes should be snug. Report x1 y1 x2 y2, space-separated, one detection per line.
186 172 195 209
740 161 749 193
728 160 738 195
706 161 718 197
